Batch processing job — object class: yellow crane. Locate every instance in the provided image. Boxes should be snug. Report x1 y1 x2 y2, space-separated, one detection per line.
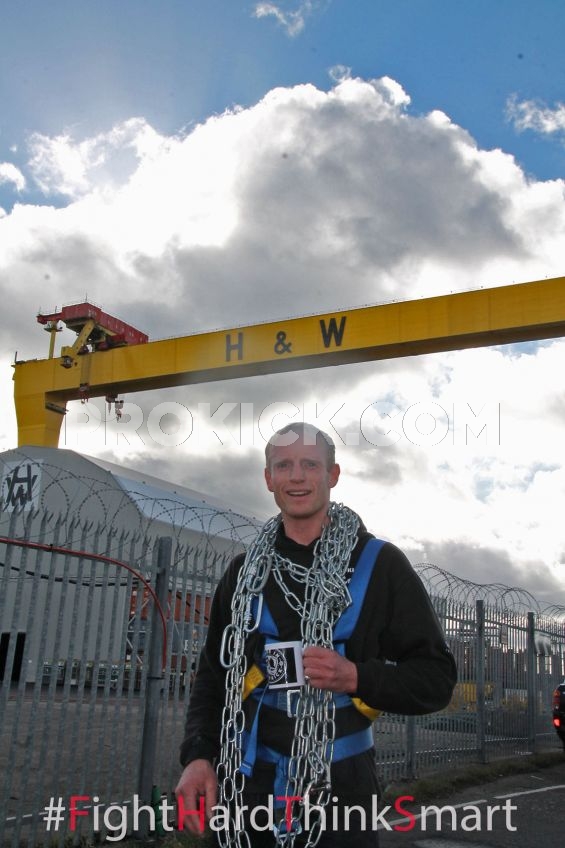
12 275 565 448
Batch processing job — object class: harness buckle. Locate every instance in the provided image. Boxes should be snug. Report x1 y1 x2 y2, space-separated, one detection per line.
286 688 301 718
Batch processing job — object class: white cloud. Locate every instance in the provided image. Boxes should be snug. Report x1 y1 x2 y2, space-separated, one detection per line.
2 76 565 602
507 94 565 136
253 1 325 36
328 64 352 83
0 162 26 191
27 118 165 198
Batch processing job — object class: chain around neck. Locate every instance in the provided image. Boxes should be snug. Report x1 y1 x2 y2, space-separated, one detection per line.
216 502 361 848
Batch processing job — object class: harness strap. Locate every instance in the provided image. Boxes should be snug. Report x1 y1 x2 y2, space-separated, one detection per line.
240 688 267 779
242 664 265 700
250 590 278 638
243 536 384 698
240 726 374 807
240 535 384 810
251 686 352 711
333 537 384 641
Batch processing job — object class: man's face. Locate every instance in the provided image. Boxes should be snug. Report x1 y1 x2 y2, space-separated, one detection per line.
264 436 340 525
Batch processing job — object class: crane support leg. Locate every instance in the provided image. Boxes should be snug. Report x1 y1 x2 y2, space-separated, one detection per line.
15 391 68 449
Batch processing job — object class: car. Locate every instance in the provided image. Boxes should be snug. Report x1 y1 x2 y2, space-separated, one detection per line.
552 681 565 750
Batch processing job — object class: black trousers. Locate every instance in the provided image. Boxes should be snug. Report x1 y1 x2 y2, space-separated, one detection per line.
212 751 382 847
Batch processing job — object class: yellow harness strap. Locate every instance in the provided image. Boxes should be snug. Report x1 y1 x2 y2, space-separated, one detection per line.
350 697 381 722
243 664 380 722
242 664 265 701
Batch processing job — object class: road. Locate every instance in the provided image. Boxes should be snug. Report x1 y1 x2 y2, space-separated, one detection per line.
379 759 565 847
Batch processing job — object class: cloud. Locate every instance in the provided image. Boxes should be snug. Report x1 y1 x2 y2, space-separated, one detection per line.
0 162 26 192
2 76 565 601
27 118 165 198
4 76 560 332
328 65 352 84
507 94 565 136
253 1 325 37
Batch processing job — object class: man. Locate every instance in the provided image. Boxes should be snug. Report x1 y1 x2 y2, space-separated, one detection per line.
176 422 456 847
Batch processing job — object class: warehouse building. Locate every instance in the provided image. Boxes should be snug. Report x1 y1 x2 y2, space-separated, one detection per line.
0 446 262 686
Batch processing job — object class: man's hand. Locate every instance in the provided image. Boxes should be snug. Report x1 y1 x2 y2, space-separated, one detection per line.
302 645 358 693
175 758 217 836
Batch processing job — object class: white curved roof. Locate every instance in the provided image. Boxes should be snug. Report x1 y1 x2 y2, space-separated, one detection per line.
0 446 264 551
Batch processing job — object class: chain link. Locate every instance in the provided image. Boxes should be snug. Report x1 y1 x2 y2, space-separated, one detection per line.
216 503 360 848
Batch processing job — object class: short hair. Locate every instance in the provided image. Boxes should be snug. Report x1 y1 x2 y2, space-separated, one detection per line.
265 422 336 469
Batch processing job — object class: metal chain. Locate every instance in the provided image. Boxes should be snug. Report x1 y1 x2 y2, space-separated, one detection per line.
216 503 360 848
275 503 359 847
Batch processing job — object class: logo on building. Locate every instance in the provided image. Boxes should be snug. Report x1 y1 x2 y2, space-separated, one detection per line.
1 461 42 512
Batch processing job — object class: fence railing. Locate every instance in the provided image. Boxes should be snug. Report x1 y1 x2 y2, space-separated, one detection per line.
1 509 564 846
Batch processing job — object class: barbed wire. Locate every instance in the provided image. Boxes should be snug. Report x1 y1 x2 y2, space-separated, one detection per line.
0 448 263 568
414 560 565 619
1 448 564 619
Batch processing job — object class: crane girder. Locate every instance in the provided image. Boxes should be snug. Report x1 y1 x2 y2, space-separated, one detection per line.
12 275 565 448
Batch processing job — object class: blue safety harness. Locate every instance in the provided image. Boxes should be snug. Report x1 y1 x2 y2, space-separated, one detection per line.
239 537 384 809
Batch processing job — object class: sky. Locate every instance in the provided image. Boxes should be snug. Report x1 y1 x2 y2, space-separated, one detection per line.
1 0 565 606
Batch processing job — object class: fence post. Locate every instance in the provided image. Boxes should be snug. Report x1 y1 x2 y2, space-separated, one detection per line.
136 536 171 840
526 611 537 752
476 600 486 763
405 715 416 780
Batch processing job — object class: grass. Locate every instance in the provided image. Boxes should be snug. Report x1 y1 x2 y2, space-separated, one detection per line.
381 749 565 804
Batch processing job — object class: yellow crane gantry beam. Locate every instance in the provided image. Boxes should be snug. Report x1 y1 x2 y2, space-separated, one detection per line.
13 275 565 448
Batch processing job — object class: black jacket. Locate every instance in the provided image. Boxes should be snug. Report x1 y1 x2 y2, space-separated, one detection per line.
180 524 457 781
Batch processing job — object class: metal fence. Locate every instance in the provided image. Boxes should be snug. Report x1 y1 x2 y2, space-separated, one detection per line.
1 509 564 846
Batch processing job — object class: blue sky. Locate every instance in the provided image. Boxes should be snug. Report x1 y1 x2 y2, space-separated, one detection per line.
1 0 565 603
2 0 565 212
